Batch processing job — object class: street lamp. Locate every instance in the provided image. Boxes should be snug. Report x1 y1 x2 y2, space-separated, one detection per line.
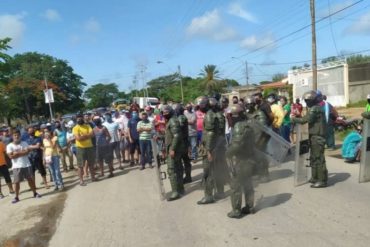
231 57 249 86
157 61 184 103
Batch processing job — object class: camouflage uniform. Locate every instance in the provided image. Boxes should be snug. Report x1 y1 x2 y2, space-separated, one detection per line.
293 90 328 188
165 109 185 200
226 107 255 218
176 108 192 183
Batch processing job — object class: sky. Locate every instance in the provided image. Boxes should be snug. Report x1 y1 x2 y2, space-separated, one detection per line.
1 0 370 92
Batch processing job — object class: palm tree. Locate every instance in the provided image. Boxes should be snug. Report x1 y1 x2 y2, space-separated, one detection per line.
199 64 225 95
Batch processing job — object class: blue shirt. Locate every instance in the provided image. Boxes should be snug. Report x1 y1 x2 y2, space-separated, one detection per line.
128 118 140 140
55 129 68 147
25 135 42 159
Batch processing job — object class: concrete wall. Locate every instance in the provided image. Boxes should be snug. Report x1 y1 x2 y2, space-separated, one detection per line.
349 80 370 103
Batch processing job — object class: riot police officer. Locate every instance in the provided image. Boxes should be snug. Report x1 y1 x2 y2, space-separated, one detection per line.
292 90 328 188
226 104 255 218
173 103 192 184
163 105 185 201
197 96 227 204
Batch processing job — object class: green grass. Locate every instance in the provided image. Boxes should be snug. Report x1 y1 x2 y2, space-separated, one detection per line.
347 100 367 108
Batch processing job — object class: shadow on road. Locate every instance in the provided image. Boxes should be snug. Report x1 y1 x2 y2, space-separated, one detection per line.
269 169 294 181
254 193 292 212
327 172 351 186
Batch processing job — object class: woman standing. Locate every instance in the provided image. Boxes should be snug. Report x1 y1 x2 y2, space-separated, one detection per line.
43 130 64 191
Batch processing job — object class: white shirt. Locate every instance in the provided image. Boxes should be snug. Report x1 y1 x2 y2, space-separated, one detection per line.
6 142 31 169
103 121 120 143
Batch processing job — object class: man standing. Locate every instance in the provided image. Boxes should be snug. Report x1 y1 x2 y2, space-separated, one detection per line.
0 138 14 198
25 126 49 189
104 112 123 170
137 112 153 170
291 98 303 144
73 113 96 185
54 121 73 172
7 130 41 203
127 111 141 166
184 103 198 163
280 96 291 143
163 105 185 201
197 97 227 205
226 104 255 218
266 93 284 133
321 95 338 150
292 90 328 188
174 103 192 183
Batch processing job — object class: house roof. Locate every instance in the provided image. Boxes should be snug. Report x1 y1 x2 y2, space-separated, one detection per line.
260 80 289 89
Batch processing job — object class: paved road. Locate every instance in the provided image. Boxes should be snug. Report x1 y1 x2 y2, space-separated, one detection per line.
46 156 370 247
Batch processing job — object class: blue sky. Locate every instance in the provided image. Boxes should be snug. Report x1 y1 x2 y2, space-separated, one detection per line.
1 0 370 91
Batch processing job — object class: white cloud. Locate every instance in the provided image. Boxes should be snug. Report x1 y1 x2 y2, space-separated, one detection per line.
227 2 257 23
186 9 238 42
345 11 370 35
42 9 61 22
84 18 101 33
240 33 276 52
0 13 25 46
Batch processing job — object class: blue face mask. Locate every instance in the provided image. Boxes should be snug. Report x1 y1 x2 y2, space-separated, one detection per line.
105 115 112 122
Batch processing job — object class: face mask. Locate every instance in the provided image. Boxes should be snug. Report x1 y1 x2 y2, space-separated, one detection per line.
232 100 238 104
93 119 102 126
163 114 171 120
77 119 84 125
105 115 112 122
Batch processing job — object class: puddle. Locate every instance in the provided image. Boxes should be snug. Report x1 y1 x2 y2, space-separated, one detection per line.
1 193 67 247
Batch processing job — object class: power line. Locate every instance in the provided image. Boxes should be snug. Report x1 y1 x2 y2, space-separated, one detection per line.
234 0 364 59
327 0 339 56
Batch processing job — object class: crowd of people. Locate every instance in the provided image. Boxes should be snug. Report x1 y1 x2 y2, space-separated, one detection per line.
0 91 369 219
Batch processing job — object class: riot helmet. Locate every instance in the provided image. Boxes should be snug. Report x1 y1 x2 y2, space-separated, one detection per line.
266 93 278 104
303 90 318 108
172 103 185 116
162 105 174 120
230 104 247 125
196 96 210 113
244 96 256 113
209 97 218 111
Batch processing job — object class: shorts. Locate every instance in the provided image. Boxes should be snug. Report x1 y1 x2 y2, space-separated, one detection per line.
76 147 95 168
96 145 113 164
0 165 12 184
130 139 140 154
29 156 47 177
13 167 34 183
120 139 130 150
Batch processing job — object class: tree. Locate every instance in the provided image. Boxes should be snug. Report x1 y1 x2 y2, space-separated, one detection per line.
346 54 370 65
199 64 226 95
321 56 339 64
84 83 119 108
5 52 86 122
259 80 272 85
272 73 286 82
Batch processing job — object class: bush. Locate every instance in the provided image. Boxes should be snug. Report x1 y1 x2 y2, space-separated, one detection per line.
347 100 367 108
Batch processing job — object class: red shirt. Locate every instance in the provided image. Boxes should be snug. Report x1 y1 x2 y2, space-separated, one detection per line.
291 103 303 117
196 110 205 131
154 115 166 134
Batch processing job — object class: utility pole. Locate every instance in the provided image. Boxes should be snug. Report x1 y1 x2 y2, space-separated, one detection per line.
310 0 318 90
178 65 184 103
245 61 249 86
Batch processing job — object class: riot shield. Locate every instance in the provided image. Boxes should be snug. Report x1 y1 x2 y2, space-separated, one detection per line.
359 118 370 183
294 123 310 186
250 121 292 166
151 139 166 200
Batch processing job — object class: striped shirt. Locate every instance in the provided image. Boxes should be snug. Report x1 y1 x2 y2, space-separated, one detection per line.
137 120 153 140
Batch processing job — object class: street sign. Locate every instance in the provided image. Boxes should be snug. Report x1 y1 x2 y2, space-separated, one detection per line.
359 118 370 183
44 89 54 103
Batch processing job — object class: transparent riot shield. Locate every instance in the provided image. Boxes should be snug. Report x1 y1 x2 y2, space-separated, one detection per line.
151 139 166 200
359 118 370 183
250 121 292 166
294 123 310 186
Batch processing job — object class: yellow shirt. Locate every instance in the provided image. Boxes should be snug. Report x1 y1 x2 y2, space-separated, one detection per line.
271 104 284 129
35 130 41 137
72 124 93 148
43 136 59 157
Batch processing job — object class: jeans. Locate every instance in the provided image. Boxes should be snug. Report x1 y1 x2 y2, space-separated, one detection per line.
280 124 291 143
139 139 152 167
189 136 198 160
326 124 335 148
49 156 64 187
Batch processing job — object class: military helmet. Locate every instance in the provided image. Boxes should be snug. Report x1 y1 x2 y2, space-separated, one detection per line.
244 96 255 105
195 96 209 106
161 105 174 116
266 93 278 104
303 90 318 107
209 97 218 107
230 104 245 117
172 103 184 115
303 90 318 101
